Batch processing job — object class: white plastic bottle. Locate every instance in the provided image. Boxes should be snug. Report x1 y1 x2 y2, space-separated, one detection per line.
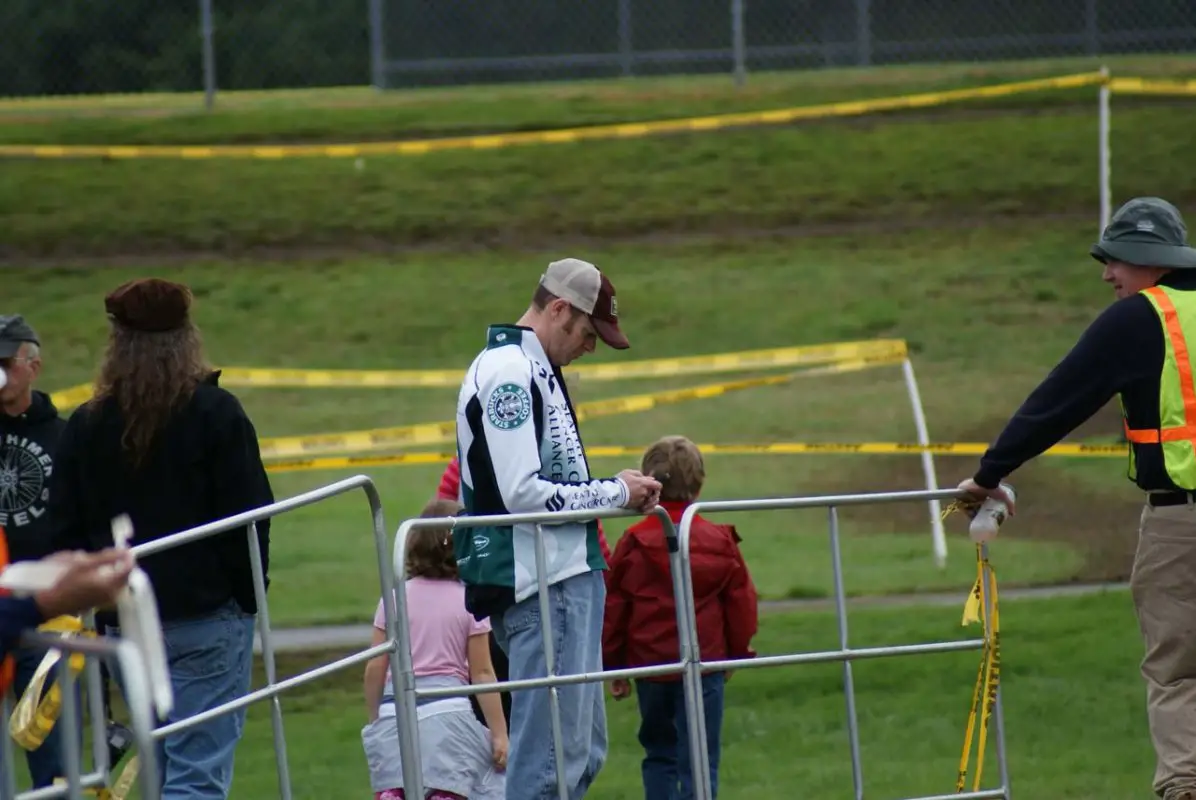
969 483 1016 543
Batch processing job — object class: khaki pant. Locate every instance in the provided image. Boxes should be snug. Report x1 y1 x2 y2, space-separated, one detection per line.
1133 502 1196 800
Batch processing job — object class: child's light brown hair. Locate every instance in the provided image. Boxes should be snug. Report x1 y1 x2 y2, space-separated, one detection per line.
405 498 464 580
641 435 706 503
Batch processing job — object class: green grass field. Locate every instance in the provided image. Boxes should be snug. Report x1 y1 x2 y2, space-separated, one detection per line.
227 592 1153 798
5 55 1191 796
10 224 1138 626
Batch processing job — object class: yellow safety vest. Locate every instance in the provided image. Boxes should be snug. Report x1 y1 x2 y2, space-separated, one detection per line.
1123 284 1196 490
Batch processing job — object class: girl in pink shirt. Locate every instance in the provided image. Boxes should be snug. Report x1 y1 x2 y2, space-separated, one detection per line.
361 499 509 799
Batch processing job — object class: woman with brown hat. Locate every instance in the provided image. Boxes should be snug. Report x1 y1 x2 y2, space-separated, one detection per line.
48 277 275 800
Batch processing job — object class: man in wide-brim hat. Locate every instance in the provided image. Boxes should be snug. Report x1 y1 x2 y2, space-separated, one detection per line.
958 197 1196 799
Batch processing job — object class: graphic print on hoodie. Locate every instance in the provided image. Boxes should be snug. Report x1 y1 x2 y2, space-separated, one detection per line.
0 391 65 561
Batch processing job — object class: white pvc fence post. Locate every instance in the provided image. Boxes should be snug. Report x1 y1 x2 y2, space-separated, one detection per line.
901 357 948 568
1099 64 1112 234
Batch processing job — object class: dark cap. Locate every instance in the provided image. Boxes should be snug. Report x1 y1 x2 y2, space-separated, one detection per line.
539 258 629 350
1091 197 1196 269
105 278 193 333
0 315 40 359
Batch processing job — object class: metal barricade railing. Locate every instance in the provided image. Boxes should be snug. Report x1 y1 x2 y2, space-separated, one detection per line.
389 505 687 800
124 474 398 800
389 487 1010 800
1 627 161 800
677 488 1009 800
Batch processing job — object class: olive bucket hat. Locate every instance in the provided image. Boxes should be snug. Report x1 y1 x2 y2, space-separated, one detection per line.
1091 197 1196 269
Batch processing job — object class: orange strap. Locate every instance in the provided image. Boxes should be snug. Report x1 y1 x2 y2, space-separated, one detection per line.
0 526 15 695
1125 287 1196 445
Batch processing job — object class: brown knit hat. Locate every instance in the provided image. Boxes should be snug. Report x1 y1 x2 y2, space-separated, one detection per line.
104 278 193 333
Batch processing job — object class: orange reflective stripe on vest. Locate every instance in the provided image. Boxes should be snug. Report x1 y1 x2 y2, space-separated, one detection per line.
1125 286 1196 445
0 526 15 695
1123 285 1196 490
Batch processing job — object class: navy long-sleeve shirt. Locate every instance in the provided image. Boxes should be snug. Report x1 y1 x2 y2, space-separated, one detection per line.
0 596 44 659
975 270 1196 492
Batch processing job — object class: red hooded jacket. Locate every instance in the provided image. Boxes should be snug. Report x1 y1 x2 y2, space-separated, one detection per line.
602 501 759 682
435 457 613 565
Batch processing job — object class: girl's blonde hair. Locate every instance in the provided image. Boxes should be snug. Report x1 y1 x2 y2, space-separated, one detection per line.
641 435 705 503
405 498 463 579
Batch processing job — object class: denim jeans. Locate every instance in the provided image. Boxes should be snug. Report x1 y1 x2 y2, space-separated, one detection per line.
109 600 256 800
492 570 607 800
11 644 82 789
634 673 725 800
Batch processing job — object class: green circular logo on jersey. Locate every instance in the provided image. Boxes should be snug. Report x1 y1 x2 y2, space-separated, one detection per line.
487 383 532 430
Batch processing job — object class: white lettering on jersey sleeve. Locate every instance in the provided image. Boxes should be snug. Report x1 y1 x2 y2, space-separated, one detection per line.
477 351 628 517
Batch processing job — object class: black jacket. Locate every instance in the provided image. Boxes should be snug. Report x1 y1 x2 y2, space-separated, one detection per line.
976 270 1196 492
0 391 67 562
49 372 274 622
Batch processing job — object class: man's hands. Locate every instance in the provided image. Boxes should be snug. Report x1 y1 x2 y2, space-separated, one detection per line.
956 478 1017 517
617 469 662 513
609 678 633 700
34 549 135 620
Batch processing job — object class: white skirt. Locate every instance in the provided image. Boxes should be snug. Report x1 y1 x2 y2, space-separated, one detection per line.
362 679 504 798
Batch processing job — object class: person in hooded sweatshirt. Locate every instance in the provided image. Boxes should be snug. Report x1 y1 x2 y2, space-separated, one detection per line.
602 435 759 800
0 313 75 790
48 279 275 800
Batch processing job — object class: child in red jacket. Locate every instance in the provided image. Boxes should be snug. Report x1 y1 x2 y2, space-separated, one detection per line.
602 436 758 800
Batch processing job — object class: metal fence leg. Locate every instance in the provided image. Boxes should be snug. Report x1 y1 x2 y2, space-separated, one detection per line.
829 506 865 800
58 661 84 800
663 513 707 799
978 544 1012 799
82 613 112 781
532 524 570 800
114 642 161 800
390 520 426 799
677 511 714 800
247 521 293 800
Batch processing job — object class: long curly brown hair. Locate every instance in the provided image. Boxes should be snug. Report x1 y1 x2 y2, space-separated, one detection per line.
89 321 212 468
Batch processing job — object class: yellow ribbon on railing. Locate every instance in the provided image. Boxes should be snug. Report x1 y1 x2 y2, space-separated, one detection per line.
9 615 92 751
12 615 142 800
939 499 1002 794
955 543 1001 794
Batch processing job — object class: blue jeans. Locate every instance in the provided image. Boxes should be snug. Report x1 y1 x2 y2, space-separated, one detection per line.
492 570 607 800
109 600 255 800
11 644 82 789
634 673 725 800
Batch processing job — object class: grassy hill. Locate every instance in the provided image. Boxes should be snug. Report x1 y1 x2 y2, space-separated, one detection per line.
6 56 1190 625
5 56 1186 800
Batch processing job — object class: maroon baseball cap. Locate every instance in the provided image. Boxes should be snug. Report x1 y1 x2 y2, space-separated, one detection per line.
539 258 630 349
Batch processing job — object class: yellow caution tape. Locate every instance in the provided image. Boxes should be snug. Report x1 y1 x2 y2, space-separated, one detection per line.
254 364 849 459
0 72 1105 160
262 438 1128 473
1108 77 1196 97
49 339 907 410
9 615 92 752
956 544 1001 793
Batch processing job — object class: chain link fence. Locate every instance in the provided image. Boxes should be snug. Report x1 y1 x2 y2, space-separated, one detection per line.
2 0 1194 98
377 0 1196 87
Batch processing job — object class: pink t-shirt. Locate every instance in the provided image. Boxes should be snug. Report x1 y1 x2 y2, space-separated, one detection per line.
373 577 491 687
